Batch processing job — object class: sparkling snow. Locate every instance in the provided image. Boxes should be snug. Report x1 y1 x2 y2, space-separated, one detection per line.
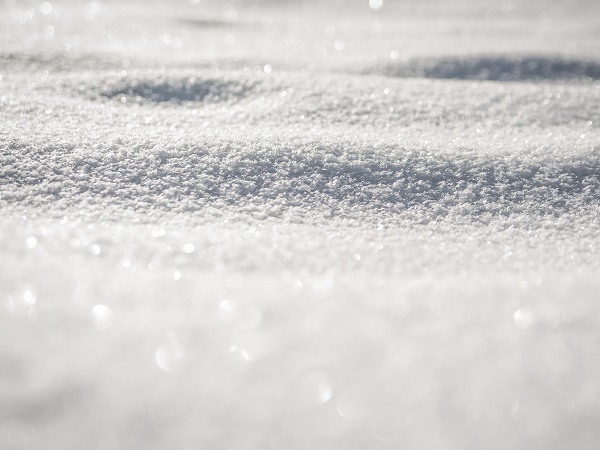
1 0 599 449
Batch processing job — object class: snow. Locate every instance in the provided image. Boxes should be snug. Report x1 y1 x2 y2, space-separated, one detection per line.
1 0 600 449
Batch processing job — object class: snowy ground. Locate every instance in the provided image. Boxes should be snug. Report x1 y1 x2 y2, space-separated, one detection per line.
1 0 600 449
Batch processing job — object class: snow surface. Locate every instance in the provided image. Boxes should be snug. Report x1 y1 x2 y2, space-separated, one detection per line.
1 0 600 449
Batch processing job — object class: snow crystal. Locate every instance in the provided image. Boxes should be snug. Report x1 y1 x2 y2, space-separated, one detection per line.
91 304 114 331
368 0 383 11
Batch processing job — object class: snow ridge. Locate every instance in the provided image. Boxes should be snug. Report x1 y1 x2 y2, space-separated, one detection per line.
376 55 600 81
2 136 599 221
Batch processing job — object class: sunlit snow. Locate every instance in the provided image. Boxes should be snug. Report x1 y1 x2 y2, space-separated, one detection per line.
1 0 599 449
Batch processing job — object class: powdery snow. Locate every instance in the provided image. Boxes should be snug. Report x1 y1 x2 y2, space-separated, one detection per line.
1 0 600 449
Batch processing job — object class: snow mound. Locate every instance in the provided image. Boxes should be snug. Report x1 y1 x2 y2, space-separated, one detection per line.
101 76 257 104
377 55 600 81
2 136 599 221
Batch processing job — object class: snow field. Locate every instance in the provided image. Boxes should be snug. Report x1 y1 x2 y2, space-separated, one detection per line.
1 0 600 449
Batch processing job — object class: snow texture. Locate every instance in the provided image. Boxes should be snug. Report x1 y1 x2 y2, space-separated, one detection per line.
1 0 600 449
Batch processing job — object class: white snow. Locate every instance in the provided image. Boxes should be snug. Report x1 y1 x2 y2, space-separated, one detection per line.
1 0 600 449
